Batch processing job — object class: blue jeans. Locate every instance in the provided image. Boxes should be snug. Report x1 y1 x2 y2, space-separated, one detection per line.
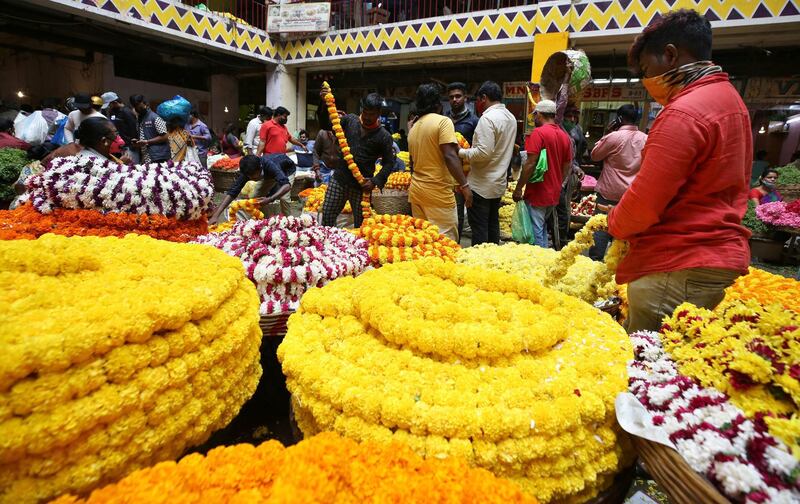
527 204 553 248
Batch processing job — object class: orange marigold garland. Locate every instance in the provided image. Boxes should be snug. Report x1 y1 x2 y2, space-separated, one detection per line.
724 267 800 313
455 132 471 175
0 204 207 242
322 81 372 220
356 214 460 266
53 432 537 504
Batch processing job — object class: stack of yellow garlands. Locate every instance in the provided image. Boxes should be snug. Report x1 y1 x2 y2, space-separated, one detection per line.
384 171 412 190
208 198 265 233
356 214 460 266
0 234 261 503
279 259 633 503
300 185 352 214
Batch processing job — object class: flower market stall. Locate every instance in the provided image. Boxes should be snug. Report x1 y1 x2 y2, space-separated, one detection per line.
0 157 212 242
619 269 800 503
0 234 261 503
278 258 634 503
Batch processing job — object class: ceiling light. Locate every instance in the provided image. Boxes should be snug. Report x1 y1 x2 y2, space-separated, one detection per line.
758 125 766 134
224 106 229 113
16 91 24 98
593 79 610 84
611 79 627 84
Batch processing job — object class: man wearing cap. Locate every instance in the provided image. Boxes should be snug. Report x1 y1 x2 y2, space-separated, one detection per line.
64 94 104 144
512 100 573 248
101 92 139 161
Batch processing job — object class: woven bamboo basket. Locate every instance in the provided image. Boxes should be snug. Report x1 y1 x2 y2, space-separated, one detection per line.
372 189 411 216
776 183 800 202
631 436 729 504
211 169 240 194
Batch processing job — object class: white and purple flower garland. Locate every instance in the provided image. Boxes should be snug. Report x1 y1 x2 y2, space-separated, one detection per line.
193 214 369 314
629 331 800 503
25 156 213 220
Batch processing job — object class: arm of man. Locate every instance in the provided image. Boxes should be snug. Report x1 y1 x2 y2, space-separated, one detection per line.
195 124 212 143
460 116 495 164
590 133 615 162
64 114 76 143
441 143 472 208
372 136 396 190
209 173 249 223
289 135 309 152
608 110 704 240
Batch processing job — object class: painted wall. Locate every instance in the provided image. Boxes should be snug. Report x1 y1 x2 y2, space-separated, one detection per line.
210 74 240 135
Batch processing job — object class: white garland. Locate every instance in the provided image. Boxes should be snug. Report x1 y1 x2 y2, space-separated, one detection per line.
25 156 213 220
629 331 800 503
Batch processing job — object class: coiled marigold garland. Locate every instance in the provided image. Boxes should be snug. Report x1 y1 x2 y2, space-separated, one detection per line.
279 259 633 503
0 234 261 503
355 214 460 266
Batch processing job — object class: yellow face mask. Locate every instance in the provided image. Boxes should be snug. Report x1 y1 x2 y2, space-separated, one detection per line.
641 61 722 106
642 73 680 106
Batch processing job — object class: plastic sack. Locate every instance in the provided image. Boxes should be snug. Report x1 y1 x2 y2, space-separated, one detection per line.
50 117 69 146
156 95 192 126
17 111 49 146
528 149 548 184
511 201 534 244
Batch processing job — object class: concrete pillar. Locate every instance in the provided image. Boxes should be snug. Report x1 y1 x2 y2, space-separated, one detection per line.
266 64 298 131
210 74 239 134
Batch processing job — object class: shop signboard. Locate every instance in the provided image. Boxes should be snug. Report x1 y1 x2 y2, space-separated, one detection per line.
581 85 647 101
267 2 330 33
503 82 529 100
744 78 800 103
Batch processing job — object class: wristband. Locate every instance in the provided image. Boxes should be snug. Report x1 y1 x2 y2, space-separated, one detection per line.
459 183 470 190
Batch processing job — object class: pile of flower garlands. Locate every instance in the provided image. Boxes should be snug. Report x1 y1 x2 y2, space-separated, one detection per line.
279 259 633 503
724 267 800 314
544 214 626 300
207 198 265 234
755 200 800 228
660 301 800 458
499 186 516 235
300 184 352 214
53 432 537 504
194 214 369 314
356 214 460 266
0 234 261 503
455 132 471 174
457 242 612 304
629 329 800 502
571 193 597 218
211 156 240 171
0 156 212 242
384 171 411 190
323 82 371 219
0 204 207 242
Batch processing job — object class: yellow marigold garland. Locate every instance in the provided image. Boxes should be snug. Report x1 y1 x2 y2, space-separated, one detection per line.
545 214 627 299
356 214 460 266
457 242 612 304
208 198 266 233
724 267 800 314
661 300 800 457
455 132 471 174
301 184 352 214
0 234 262 503
279 259 633 503
53 432 537 504
322 81 371 219
384 171 411 190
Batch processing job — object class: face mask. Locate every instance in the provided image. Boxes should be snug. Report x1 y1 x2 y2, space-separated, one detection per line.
360 113 380 130
475 99 487 116
642 72 679 107
762 180 776 190
642 61 723 106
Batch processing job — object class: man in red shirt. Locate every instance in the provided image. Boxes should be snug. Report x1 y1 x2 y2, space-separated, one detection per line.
512 100 572 247
257 106 307 155
608 10 752 333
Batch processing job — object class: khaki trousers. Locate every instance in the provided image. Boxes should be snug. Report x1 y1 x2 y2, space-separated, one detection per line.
624 267 741 334
411 203 459 243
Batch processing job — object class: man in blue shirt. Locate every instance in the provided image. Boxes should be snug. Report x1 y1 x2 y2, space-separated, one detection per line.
447 82 479 241
209 154 293 223
185 110 212 168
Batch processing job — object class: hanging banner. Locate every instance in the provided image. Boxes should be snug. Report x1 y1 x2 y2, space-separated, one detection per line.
267 3 330 33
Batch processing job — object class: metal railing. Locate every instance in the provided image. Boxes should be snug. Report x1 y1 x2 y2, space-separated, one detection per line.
178 0 269 30
329 0 534 31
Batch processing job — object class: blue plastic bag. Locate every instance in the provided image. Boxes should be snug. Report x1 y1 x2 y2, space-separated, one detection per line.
50 117 68 146
156 95 192 126
511 201 534 245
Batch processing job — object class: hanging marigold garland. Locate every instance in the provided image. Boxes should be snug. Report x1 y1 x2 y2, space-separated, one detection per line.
322 81 372 220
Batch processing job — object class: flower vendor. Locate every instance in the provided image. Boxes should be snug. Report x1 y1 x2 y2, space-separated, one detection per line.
749 168 783 206
607 10 751 333
73 117 124 163
408 83 473 242
319 90 395 228
209 154 292 224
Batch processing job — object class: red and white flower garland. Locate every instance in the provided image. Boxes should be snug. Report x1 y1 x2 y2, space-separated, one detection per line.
193 214 369 314
628 331 800 503
25 156 213 220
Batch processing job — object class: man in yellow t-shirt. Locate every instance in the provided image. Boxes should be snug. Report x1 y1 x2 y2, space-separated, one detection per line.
408 83 473 242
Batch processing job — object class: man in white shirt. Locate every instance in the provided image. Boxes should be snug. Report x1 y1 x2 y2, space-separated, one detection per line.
458 81 517 245
244 106 272 155
64 94 104 143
